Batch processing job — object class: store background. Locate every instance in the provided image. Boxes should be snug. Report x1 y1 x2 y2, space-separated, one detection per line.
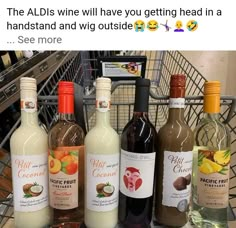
182 51 236 96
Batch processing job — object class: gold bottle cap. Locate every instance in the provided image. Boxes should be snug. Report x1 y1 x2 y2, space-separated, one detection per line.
204 81 220 95
203 81 221 113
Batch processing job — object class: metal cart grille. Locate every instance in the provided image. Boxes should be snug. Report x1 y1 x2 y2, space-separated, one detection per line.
0 51 236 227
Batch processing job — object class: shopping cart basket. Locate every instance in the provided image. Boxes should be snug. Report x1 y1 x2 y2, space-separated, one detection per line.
0 51 236 227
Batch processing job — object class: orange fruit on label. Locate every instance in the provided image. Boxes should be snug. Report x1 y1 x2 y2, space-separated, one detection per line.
66 162 78 175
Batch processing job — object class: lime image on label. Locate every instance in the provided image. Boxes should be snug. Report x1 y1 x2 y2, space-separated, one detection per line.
186 20 198 31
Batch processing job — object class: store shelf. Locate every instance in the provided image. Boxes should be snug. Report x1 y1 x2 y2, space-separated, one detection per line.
0 51 77 113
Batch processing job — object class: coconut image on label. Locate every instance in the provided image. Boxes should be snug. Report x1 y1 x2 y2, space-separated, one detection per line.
177 199 188 212
23 183 43 198
96 182 115 198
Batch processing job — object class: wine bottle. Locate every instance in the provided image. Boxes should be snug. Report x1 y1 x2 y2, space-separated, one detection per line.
48 81 85 225
191 81 231 227
155 74 194 227
85 77 120 228
119 78 157 227
0 51 11 72
10 77 52 228
8 51 24 65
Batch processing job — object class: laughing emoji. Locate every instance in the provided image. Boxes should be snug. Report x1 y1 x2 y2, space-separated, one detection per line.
187 20 198 32
134 20 145 32
147 20 158 31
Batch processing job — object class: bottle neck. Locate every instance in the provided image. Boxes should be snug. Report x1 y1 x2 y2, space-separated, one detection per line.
203 112 220 121
59 113 75 121
134 84 149 113
20 89 39 127
95 110 111 126
204 94 220 114
167 97 185 122
168 108 185 122
95 87 111 127
133 111 149 121
58 94 75 121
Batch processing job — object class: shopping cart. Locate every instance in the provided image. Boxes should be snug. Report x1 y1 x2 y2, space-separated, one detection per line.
0 51 236 227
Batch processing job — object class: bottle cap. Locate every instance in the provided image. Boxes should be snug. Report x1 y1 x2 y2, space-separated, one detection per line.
169 74 186 99
203 81 220 113
204 81 220 95
136 78 150 87
170 74 186 87
134 78 150 112
20 77 37 91
58 81 74 94
96 77 111 91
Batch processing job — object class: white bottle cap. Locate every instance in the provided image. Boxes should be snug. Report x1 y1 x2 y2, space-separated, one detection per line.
23 51 34 58
20 77 37 91
96 77 111 91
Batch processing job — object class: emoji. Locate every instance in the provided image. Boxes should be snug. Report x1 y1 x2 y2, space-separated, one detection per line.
147 20 158 31
160 20 171 32
186 20 198 32
134 20 145 32
174 20 184 32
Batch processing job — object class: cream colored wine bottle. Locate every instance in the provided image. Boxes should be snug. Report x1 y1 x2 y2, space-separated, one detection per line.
84 77 120 228
10 77 51 228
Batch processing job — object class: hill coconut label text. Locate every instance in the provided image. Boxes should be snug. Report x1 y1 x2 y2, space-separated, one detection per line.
86 153 119 211
197 149 230 208
11 154 48 212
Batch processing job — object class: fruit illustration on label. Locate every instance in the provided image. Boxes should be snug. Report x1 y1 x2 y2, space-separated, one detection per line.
123 167 142 192
96 182 115 198
214 150 230 166
48 149 78 175
23 182 43 198
173 174 191 191
49 155 61 174
198 150 229 175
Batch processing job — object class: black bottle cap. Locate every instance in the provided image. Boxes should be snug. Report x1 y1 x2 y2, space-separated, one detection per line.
136 78 151 87
134 78 150 112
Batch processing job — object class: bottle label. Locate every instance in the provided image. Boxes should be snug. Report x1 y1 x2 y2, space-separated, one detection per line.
21 98 37 113
120 149 156 198
197 149 230 208
162 151 192 212
96 96 111 112
49 146 83 209
11 154 49 212
86 153 119 212
169 98 185 109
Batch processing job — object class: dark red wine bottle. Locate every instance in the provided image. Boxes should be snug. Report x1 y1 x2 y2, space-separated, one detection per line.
118 78 157 227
